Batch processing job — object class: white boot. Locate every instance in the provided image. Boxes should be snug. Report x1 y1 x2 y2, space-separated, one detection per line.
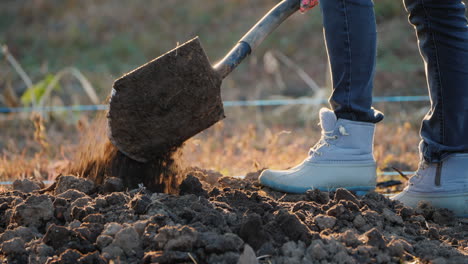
259 108 377 194
392 144 468 217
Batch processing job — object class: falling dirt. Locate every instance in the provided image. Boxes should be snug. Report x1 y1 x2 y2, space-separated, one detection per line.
0 170 466 264
65 114 183 194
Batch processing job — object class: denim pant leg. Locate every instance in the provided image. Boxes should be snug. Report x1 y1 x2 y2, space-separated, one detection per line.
404 0 468 162
320 0 384 123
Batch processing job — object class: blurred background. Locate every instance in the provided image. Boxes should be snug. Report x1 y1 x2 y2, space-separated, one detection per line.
0 0 444 183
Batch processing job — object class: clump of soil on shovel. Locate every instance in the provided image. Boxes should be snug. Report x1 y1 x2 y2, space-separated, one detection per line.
66 114 183 194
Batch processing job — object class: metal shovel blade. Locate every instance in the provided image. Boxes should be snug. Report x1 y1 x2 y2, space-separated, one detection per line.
108 37 224 162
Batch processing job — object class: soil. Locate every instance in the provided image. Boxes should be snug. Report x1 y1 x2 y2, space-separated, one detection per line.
108 37 225 163
0 170 467 264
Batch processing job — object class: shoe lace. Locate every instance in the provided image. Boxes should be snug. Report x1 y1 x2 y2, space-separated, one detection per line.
308 125 349 157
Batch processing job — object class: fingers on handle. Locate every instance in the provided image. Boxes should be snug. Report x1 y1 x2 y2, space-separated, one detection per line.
300 0 319 13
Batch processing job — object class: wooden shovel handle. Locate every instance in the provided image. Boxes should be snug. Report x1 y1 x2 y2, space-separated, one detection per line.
214 0 301 79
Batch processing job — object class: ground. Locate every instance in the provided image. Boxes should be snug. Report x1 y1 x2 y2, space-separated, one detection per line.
1 1 467 263
0 170 466 264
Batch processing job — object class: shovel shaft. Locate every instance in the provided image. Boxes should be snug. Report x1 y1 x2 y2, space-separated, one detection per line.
214 0 300 79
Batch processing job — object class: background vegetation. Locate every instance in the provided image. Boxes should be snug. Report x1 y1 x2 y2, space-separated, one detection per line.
1 0 427 101
1 0 454 183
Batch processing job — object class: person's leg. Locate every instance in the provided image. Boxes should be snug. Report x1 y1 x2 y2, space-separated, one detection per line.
393 0 468 217
322 0 384 123
259 0 381 194
404 0 468 162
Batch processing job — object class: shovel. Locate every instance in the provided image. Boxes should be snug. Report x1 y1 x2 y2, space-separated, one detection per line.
108 0 303 162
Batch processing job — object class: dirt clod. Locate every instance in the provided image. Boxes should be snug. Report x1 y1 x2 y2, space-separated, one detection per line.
334 188 361 207
101 177 124 193
96 235 113 250
12 179 45 193
179 174 208 198
113 226 142 257
0 226 37 244
11 194 54 229
77 251 107 264
363 228 387 249
102 223 123 237
1 237 26 256
306 189 329 204
238 244 258 264
315 214 337 230
55 176 95 195
239 213 270 250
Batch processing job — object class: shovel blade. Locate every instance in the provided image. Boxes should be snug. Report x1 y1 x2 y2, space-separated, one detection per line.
108 37 224 162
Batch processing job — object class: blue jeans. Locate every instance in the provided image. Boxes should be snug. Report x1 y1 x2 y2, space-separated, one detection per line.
320 0 468 162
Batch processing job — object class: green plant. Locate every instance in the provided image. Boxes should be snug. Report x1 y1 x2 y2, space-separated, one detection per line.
20 74 61 106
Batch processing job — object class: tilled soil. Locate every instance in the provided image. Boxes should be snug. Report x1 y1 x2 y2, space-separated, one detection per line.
0 169 467 264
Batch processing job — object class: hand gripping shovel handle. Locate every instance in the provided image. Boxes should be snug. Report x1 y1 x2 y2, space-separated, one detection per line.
214 0 301 79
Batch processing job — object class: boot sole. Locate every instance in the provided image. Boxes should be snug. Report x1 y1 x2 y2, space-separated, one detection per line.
261 176 375 195
260 163 376 195
260 162 376 195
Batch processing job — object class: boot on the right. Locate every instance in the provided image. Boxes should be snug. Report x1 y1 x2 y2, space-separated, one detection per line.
392 147 468 218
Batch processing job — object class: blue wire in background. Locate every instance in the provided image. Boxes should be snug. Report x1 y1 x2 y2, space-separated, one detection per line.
0 96 429 113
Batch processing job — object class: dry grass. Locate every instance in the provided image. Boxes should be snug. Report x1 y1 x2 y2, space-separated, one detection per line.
0 111 420 186
183 119 420 177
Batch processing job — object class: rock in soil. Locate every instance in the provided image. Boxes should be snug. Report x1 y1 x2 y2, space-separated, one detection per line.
12 179 44 193
54 175 96 195
0 173 466 263
11 194 54 229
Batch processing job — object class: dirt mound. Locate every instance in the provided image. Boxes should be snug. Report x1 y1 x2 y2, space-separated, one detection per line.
0 172 467 263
